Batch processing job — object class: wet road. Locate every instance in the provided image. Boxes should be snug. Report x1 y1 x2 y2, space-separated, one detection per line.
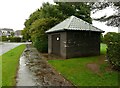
0 42 29 55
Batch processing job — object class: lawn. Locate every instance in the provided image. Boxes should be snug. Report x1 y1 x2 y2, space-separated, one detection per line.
100 43 107 55
48 44 119 86
0 54 1 87
1 44 26 86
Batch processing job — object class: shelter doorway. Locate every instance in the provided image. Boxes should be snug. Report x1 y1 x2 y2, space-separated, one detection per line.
52 34 60 56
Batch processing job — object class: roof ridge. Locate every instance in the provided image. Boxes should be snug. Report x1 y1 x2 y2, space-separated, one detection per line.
46 15 104 33
65 16 75 29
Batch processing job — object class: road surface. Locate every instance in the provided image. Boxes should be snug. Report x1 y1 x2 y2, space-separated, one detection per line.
0 42 25 56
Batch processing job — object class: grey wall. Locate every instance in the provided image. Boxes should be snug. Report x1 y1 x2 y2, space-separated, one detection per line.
48 34 52 54
48 32 67 58
66 31 101 58
60 32 67 58
48 31 101 59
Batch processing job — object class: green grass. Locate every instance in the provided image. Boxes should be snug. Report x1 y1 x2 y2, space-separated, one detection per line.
48 44 118 86
1 44 26 86
0 54 2 87
100 43 107 55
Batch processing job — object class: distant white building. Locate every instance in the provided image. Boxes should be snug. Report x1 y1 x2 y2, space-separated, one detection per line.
14 30 23 38
0 28 14 37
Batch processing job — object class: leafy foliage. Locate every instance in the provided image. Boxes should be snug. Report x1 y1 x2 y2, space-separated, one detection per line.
90 1 120 27
104 32 120 70
103 32 118 44
1 36 21 42
22 28 31 41
57 2 92 23
1 36 7 41
10 32 14 37
32 33 48 53
9 37 21 42
31 18 60 52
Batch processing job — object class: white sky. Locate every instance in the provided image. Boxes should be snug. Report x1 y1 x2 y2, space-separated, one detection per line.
0 0 54 31
0 0 118 34
91 7 118 35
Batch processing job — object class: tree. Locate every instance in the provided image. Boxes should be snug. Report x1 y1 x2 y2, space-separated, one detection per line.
30 18 60 52
21 28 31 41
57 2 92 23
10 32 14 37
104 32 120 70
90 1 120 27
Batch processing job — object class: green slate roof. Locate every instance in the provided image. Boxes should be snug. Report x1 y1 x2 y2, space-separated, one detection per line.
46 15 104 33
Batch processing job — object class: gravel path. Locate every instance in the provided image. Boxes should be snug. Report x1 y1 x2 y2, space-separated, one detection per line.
16 44 73 86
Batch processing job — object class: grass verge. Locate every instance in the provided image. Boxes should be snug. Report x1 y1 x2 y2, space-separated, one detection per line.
0 54 1 87
48 44 118 86
1 44 26 86
100 43 107 55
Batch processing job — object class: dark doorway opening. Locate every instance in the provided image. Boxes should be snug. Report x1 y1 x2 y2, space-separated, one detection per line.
52 34 60 56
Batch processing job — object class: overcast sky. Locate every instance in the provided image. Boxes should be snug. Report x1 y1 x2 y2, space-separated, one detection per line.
91 6 118 34
0 0 118 34
0 0 54 30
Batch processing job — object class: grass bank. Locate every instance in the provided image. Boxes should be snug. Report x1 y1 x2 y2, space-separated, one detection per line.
1 44 26 86
48 44 118 86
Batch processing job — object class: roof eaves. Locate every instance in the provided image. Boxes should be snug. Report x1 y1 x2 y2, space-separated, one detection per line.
46 28 66 33
64 28 104 33
77 17 104 33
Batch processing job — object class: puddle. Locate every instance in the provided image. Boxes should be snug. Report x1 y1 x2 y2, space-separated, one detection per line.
16 55 39 86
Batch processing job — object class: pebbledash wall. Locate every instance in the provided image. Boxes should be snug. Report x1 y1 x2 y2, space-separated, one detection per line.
48 30 101 59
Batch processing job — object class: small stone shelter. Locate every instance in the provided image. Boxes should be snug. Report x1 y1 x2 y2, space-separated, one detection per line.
46 16 104 59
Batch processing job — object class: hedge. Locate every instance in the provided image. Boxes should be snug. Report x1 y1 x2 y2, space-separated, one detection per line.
8 37 21 42
0 36 21 42
103 32 118 44
1 36 7 41
104 32 120 70
32 33 48 53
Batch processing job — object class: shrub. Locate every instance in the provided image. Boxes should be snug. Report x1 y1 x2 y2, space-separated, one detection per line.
103 32 117 44
105 32 120 70
0 37 1 41
8 37 21 42
1 36 8 41
32 33 48 53
0 36 22 42
21 39 26 42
